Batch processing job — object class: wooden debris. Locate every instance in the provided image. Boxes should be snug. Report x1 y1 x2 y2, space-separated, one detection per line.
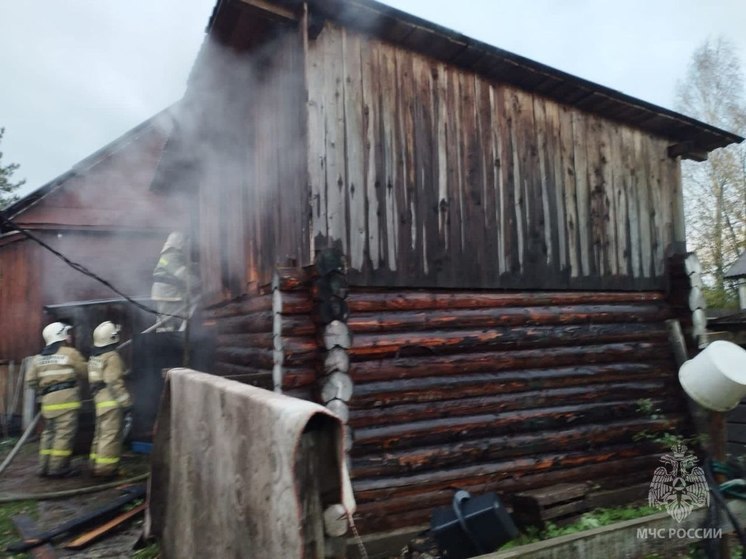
64 502 147 550
511 482 591 529
5 485 146 553
11 515 56 559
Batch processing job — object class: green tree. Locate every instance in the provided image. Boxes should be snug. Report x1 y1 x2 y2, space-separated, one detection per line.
0 127 25 209
676 37 746 309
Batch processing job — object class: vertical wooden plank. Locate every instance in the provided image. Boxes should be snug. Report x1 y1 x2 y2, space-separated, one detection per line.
458 72 482 282
372 47 389 275
392 46 410 277
515 89 543 276
534 96 557 273
435 62 450 257
587 114 606 277
647 135 664 277
360 40 379 270
602 120 617 277
323 26 347 252
490 85 506 276
623 127 641 279
410 56 432 278
498 84 519 274
559 105 579 278
545 101 566 273
478 78 498 282
572 110 591 277
306 24 328 250
343 32 366 272
399 48 418 277
445 65 465 274
670 154 686 244
613 126 630 277
382 47 399 272
635 130 653 278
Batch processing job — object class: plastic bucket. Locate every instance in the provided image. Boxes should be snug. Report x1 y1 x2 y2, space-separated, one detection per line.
679 340 746 411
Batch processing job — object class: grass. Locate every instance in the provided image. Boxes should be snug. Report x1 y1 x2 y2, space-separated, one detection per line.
500 504 659 549
132 541 160 558
0 500 37 559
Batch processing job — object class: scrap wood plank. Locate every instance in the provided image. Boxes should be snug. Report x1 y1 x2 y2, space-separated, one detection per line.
6 485 146 553
512 482 591 528
64 502 147 550
11 515 56 559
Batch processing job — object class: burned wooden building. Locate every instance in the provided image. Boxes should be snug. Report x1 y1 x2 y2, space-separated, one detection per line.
0 112 189 363
158 0 743 535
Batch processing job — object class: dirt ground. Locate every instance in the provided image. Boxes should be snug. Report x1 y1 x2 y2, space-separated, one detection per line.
0 439 151 558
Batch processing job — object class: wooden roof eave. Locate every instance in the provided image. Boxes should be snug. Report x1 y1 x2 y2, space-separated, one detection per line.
214 0 743 153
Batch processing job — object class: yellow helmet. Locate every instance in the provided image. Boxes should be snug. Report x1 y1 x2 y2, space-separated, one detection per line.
42 322 72 345
93 321 121 347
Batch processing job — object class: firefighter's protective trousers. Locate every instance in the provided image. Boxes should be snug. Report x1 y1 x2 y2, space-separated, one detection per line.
88 349 131 476
26 346 87 475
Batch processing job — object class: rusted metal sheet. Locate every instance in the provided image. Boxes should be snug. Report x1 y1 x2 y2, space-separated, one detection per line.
306 24 683 290
336 287 686 532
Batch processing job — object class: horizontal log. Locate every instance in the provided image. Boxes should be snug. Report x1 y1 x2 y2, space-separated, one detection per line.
280 315 317 337
353 463 660 532
211 362 271 377
351 399 678 453
275 267 309 291
216 312 274 334
216 332 273 350
222 373 273 389
347 291 666 313
348 382 671 428
216 333 318 356
214 347 274 369
352 443 659 500
207 294 274 318
350 342 672 384
278 292 314 315
281 367 318 389
350 362 676 408
282 386 315 401
352 454 659 519
347 304 672 334
351 417 682 477
348 323 667 360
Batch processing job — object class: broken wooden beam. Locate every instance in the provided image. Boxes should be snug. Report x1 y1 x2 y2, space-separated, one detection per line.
64 502 147 550
6 485 146 553
11 515 56 559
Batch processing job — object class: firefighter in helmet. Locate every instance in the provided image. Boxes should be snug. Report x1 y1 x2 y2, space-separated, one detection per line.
151 231 198 332
88 321 132 478
26 322 87 477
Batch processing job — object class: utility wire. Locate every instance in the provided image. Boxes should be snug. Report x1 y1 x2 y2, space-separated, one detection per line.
0 212 186 320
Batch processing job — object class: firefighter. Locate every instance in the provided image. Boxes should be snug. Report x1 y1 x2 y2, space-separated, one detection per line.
151 231 198 332
88 321 132 478
26 322 87 477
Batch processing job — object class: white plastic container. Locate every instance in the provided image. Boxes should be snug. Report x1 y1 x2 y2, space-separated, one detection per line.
679 340 746 411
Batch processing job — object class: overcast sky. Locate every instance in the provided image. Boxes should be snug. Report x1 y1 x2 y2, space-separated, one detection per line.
1 0 745 198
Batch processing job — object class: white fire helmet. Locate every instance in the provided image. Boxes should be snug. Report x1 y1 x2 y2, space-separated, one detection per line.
42 322 73 346
93 321 121 347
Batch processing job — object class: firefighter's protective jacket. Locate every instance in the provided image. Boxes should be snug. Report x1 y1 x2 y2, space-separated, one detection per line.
27 344 87 418
88 347 131 415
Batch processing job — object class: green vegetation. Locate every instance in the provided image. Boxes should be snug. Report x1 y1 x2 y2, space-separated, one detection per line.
501 504 659 549
0 500 37 559
132 541 160 559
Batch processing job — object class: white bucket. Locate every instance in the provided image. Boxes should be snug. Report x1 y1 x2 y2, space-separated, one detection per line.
679 340 746 411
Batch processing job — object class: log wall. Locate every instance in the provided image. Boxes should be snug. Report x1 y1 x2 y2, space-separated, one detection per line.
339 288 687 532
306 23 683 290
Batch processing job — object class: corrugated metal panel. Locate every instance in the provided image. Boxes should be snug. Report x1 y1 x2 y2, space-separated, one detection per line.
307 25 681 290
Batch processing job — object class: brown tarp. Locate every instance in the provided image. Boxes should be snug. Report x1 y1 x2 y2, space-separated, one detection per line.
146 369 355 559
